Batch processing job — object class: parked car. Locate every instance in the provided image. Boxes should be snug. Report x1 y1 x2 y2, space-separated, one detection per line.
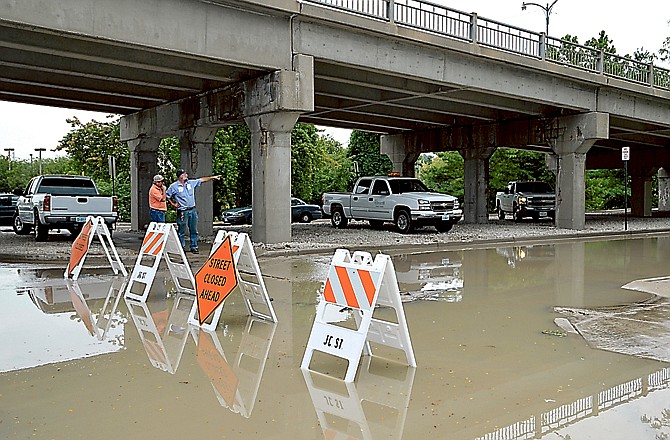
0 193 19 226
221 198 322 225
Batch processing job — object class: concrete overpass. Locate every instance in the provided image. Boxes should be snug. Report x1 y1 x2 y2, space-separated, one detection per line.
1 0 670 243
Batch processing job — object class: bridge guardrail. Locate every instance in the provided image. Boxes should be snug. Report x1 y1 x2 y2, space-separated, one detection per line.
305 0 670 91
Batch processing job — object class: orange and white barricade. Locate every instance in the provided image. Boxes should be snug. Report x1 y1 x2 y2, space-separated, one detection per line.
124 222 195 301
66 277 127 340
301 249 416 382
64 216 126 280
187 230 276 331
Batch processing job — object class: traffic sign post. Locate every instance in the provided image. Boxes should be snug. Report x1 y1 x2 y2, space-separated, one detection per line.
64 216 127 280
301 249 416 382
622 147 630 230
188 230 277 331
124 222 195 301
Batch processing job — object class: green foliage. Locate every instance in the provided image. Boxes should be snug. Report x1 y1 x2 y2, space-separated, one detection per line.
346 131 392 186
585 169 628 210
417 152 464 200
312 133 351 196
214 125 251 211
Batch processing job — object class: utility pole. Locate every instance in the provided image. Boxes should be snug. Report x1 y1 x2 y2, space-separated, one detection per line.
35 148 46 175
521 0 559 35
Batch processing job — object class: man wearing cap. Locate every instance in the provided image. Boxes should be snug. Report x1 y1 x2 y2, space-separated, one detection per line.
166 169 221 254
149 174 167 223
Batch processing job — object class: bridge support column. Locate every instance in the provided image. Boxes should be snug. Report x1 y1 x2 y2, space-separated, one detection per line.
245 112 300 244
127 138 161 231
658 168 670 212
381 134 420 176
630 174 653 217
553 112 609 230
179 127 218 237
460 146 496 224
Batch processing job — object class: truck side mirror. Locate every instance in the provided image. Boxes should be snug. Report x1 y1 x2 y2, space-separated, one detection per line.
13 188 23 197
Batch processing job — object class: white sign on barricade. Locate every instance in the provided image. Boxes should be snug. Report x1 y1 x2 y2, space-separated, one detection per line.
187 230 276 331
124 222 195 302
301 249 416 382
125 292 195 374
64 216 127 280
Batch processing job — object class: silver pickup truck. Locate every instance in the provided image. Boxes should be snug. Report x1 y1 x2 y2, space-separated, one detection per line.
13 175 118 241
495 181 556 222
322 176 462 233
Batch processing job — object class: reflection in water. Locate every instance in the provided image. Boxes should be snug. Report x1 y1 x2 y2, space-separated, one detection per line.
495 244 555 269
393 253 463 302
1 273 126 372
125 293 277 417
303 358 415 440
192 318 276 417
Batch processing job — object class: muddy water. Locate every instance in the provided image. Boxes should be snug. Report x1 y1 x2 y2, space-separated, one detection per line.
1 235 670 439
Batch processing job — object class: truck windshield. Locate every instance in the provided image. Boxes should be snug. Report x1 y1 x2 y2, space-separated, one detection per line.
37 178 98 196
388 179 429 194
515 182 553 193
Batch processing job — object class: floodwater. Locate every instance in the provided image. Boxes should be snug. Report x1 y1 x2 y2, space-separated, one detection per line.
2 234 670 439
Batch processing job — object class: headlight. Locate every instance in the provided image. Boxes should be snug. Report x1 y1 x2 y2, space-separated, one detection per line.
453 200 459 209
518 197 527 204
418 199 431 211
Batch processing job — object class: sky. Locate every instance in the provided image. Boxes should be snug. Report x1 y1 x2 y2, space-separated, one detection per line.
1 0 668 160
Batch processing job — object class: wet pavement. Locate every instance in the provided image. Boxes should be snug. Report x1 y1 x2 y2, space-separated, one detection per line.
1 232 670 439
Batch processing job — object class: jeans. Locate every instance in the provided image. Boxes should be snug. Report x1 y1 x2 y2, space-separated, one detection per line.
150 209 166 223
176 208 199 250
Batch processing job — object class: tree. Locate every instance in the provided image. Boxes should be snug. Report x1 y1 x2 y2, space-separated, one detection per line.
346 131 392 186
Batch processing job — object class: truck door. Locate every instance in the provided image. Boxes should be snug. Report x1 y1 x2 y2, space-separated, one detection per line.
350 178 372 219
17 178 38 222
368 179 393 220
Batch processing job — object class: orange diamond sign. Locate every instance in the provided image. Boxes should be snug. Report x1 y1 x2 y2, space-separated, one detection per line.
67 219 93 275
195 236 238 325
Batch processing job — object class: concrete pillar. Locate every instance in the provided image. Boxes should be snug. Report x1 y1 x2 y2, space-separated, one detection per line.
178 127 218 237
245 112 300 244
630 175 653 217
553 112 609 230
460 146 496 224
127 138 161 231
381 134 409 175
659 168 670 212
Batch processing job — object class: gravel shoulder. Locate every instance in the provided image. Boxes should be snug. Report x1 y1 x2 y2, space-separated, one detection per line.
2 213 669 264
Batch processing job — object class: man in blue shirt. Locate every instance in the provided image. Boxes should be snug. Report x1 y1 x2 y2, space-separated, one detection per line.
166 168 221 254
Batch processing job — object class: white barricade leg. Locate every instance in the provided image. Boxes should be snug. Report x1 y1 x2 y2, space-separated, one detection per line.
125 297 173 373
95 277 127 340
95 221 128 277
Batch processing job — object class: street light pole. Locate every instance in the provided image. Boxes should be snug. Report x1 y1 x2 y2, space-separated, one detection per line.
521 0 559 35
35 148 46 175
4 148 15 171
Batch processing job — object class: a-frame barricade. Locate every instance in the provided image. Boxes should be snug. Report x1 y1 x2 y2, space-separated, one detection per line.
301 249 416 382
188 230 276 331
64 216 127 280
124 222 195 302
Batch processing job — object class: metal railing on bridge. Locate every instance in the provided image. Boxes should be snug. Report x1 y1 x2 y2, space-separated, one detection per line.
305 0 670 90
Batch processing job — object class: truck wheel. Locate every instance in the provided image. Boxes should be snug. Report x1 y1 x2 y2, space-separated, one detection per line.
331 207 348 229
436 222 453 233
13 214 31 235
497 206 505 220
395 210 412 234
369 220 384 229
34 211 49 242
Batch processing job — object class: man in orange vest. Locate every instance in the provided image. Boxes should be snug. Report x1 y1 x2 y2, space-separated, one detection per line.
149 174 167 223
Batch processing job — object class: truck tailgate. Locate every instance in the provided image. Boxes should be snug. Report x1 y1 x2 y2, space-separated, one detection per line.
49 196 114 216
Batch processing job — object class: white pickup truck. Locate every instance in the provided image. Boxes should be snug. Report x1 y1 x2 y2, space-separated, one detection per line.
495 181 556 222
13 175 118 241
322 176 462 233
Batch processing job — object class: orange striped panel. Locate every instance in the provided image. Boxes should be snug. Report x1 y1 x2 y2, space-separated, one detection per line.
357 269 377 307
141 231 155 248
335 266 359 309
323 278 336 303
144 339 167 364
144 233 164 255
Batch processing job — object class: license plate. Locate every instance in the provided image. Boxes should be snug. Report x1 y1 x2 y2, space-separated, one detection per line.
75 216 87 223
441 214 450 221
539 212 547 217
